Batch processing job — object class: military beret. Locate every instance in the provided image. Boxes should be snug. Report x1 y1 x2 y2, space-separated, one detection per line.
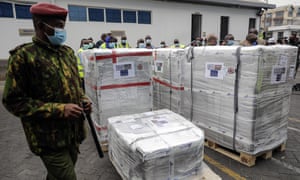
30 2 68 17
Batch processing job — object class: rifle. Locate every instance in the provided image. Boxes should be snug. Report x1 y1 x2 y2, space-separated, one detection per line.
82 102 104 158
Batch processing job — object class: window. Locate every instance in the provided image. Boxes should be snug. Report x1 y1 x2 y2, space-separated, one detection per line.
288 6 293 17
297 8 300 17
275 11 284 17
88 8 104 22
277 32 283 40
220 16 229 40
249 18 256 30
138 10 151 24
0 2 13 18
106 8 121 23
191 14 202 42
265 13 272 27
123 10 136 23
15 4 32 19
69 5 86 21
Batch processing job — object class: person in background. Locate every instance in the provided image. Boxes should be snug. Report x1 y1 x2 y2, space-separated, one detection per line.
240 33 258 46
87 37 95 48
192 36 202 46
117 35 131 48
2 3 92 180
111 36 118 48
136 38 145 48
221 34 235 46
100 35 116 49
159 41 167 48
249 28 265 45
207 34 218 46
145 35 155 49
289 32 300 82
77 38 94 91
277 37 288 45
95 33 107 48
170 38 185 48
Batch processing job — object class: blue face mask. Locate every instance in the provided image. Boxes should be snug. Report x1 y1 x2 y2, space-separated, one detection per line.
227 40 234 46
44 22 66 46
121 40 127 44
82 44 89 50
139 43 145 48
108 42 115 48
252 41 258 46
89 42 94 49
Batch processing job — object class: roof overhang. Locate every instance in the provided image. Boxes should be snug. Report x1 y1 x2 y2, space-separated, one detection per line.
155 0 276 9
268 25 300 31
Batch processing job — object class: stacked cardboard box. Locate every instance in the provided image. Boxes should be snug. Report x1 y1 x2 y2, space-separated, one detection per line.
108 109 204 180
152 48 190 116
82 49 153 144
184 45 297 154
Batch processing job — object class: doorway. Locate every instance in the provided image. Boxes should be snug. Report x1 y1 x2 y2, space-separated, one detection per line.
191 14 202 42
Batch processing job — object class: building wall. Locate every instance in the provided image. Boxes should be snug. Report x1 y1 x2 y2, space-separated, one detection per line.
261 5 300 40
0 0 259 59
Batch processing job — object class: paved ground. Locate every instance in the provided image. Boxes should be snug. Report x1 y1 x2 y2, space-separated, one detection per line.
0 79 300 180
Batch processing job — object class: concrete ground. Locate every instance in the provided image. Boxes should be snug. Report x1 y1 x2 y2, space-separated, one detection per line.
0 79 300 180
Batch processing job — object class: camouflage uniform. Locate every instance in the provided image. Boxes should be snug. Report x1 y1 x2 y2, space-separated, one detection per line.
2 36 88 156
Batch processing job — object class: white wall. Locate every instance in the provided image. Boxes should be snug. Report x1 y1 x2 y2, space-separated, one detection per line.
0 0 259 59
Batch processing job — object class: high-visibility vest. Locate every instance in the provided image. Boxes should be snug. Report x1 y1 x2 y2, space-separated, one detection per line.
170 44 185 48
117 43 131 48
100 43 107 49
77 48 84 78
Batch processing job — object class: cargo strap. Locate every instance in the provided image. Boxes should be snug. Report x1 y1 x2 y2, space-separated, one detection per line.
233 46 241 151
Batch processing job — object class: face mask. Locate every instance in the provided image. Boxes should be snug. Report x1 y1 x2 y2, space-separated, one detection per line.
139 43 145 48
43 22 66 46
196 40 201 44
89 42 94 49
252 41 257 46
160 44 165 48
175 43 179 47
146 39 151 44
121 40 127 44
82 44 89 50
108 42 115 48
227 40 234 46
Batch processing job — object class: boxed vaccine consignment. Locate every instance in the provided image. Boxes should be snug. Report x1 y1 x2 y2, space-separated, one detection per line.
108 109 204 180
184 45 297 155
82 49 153 144
152 48 187 114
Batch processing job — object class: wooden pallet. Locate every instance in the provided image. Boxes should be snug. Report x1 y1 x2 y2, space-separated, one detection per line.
109 155 221 180
205 139 286 167
100 142 108 152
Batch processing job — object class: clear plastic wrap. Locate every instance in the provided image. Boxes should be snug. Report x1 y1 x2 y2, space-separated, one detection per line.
108 109 204 180
82 48 153 143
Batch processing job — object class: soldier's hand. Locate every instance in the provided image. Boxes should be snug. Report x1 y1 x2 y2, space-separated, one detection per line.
64 104 83 119
82 101 92 114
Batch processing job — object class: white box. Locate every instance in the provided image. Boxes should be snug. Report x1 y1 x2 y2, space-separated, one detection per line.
108 109 204 180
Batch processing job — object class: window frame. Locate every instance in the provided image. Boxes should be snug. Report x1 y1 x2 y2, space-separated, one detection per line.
123 10 137 23
68 5 87 22
15 3 32 19
0 2 13 18
88 7 104 22
138 10 151 24
106 8 121 23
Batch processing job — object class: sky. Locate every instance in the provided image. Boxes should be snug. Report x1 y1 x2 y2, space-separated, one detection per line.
267 0 300 7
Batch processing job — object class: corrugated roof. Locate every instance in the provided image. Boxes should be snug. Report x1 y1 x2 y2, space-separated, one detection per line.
156 0 276 9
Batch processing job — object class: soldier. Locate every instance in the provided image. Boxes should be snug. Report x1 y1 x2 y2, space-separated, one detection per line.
2 2 92 180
